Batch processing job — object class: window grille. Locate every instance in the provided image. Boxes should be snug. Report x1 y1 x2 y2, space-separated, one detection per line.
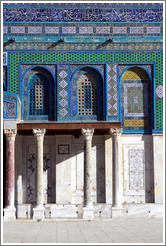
78 73 97 115
29 73 49 116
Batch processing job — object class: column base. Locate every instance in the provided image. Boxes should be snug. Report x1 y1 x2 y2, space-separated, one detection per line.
112 207 123 218
33 206 45 220
83 207 94 220
3 207 16 221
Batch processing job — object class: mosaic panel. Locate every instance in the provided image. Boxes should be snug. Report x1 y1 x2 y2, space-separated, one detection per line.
123 82 148 117
70 64 104 79
124 120 148 127
121 66 152 132
58 65 69 119
3 5 163 22
8 52 163 129
3 92 17 119
79 27 93 34
130 27 143 34
113 27 127 34
107 64 117 117
3 100 16 119
3 26 7 33
45 27 59 34
122 67 150 80
119 64 152 79
96 27 110 34
11 26 25 33
147 27 160 34
28 27 42 34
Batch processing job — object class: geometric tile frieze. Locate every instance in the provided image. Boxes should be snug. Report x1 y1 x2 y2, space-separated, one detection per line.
107 64 118 116
58 65 69 119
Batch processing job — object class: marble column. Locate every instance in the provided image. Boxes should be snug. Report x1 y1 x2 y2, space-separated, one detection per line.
4 129 17 220
33 128 46 220
110 128 122 217
81 128 94 219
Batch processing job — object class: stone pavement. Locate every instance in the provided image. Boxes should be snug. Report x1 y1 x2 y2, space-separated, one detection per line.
3 217 164 244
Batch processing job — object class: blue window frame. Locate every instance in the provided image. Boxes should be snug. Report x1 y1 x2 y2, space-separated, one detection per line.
28 72 50 117
77 72 98 116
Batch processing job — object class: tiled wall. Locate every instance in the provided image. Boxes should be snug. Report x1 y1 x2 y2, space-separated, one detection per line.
3 3 163 133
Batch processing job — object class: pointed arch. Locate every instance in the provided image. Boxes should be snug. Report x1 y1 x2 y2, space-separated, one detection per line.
71 66 104 121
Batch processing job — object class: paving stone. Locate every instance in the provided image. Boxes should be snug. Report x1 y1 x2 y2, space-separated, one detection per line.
3 218 163 244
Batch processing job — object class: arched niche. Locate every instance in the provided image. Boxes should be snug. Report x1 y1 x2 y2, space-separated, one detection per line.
72 66 104 121
121 66 152 131
22 66 55 121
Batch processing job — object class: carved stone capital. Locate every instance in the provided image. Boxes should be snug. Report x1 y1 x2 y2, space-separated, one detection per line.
33 129 46 139
81 128 94 140
4 129 17 141
110 128 122 138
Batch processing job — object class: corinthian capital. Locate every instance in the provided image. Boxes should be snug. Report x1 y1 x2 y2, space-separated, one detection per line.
81 128 94 140
4 129 17 141
33 129 46 138
110 128 122 138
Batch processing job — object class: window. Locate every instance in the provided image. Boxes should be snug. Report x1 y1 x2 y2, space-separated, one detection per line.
29 72 49 116
77 73 98 115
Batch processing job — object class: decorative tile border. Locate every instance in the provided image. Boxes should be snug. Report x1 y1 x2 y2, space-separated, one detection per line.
4 42 163 51
3 23 163 36
3 5 163 22
107 64 118 117
58 65 69 120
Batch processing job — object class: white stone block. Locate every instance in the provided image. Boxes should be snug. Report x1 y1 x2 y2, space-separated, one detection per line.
51 205 78 218
83 207 94 220
4 207 16 220
17 204 32 219
112 207 123 218
33 207 45 220
94 204 112 218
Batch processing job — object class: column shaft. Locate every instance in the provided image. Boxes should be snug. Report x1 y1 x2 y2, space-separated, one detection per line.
82 128 94 207
33 129 46 208
110 128 122 208
4 129 17 208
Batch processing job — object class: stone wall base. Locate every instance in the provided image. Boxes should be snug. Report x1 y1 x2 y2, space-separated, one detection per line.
16 204 32 219
33 207 45 220
83 207 94 220
3 207 16 220
122 203 163 218
112 207 123 218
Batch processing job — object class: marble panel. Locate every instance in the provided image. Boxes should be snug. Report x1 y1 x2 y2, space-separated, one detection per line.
123 144 145 196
